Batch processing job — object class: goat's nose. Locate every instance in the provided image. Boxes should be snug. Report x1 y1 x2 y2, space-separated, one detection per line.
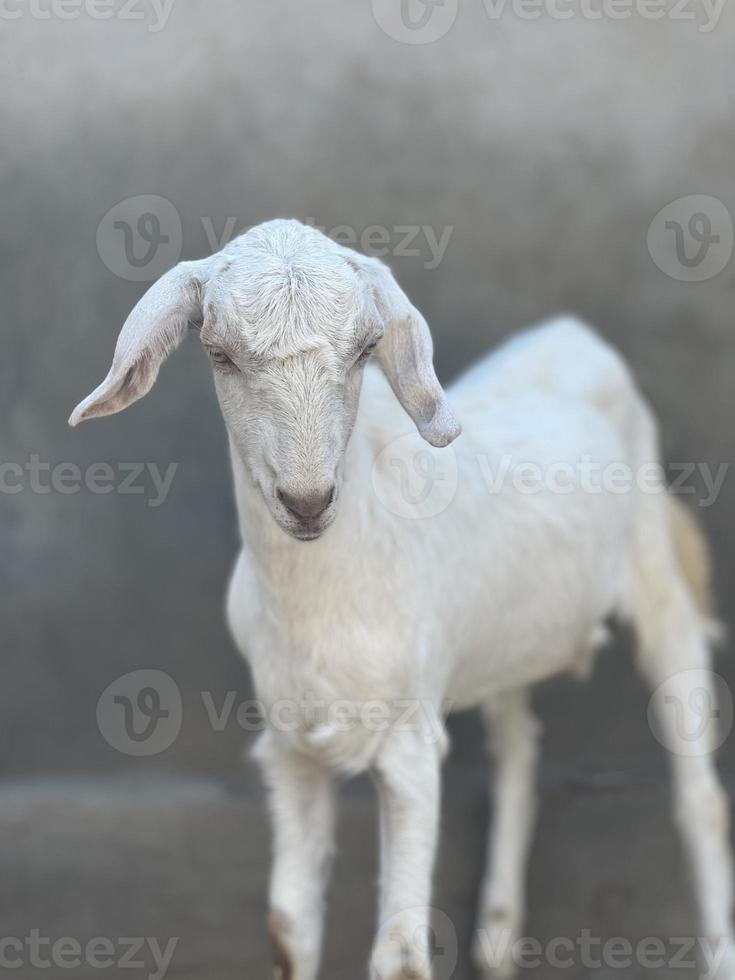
277 485 335 520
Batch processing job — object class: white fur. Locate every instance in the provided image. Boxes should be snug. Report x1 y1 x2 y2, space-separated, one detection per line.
71 220 734 980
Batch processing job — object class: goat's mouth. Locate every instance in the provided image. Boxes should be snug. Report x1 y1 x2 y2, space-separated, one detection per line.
291 527 327 541
280 515 335 542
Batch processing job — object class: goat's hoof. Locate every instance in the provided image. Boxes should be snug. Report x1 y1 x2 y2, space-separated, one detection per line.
371 936 432 980
472 955 518 980
268 909 295 980
472 918 520 980
708 939 735 980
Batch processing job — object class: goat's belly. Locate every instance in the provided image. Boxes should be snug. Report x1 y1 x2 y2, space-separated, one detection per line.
441 526 627 708
446 616 611 708
434 478 631 707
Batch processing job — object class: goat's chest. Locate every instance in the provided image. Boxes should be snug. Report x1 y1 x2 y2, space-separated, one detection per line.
226 548 419 770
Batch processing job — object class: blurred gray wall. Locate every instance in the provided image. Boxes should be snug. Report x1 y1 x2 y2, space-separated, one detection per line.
2 0 734 784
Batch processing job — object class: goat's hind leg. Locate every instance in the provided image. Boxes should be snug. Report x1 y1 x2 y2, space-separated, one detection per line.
473 687 541 980
633 499 735 977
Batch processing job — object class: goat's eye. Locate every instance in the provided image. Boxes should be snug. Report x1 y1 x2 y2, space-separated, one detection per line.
206 347 235 369
357 342 377 364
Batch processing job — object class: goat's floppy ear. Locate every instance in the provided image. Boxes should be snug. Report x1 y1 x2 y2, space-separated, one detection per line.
69 258 214 426
350 254 461 448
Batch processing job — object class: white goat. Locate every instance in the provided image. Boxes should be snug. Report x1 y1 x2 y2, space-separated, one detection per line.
71 219 733 980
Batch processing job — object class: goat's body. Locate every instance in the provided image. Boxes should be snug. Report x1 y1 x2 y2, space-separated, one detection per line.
228 317 645 763
73 219 733 979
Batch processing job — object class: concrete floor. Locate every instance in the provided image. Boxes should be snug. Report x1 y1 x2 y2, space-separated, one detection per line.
2 716 724 979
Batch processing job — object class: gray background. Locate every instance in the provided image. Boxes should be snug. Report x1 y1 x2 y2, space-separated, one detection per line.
1 1 734 977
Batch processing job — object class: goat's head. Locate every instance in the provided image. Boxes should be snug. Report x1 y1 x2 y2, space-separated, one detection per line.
70 219 461 540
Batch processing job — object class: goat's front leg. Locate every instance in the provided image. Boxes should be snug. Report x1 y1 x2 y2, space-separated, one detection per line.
256 735 337 980
370 728 442 980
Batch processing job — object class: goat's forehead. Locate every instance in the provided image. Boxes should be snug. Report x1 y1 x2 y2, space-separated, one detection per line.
206 255 364 359
253 347 347 392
